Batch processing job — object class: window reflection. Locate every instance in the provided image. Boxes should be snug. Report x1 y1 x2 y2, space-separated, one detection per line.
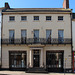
9 51 27 68
46 52 63 68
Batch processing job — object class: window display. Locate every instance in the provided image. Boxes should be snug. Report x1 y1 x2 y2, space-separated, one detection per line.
9 51 27 69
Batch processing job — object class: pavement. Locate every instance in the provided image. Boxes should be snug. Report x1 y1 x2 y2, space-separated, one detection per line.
0 71 75 75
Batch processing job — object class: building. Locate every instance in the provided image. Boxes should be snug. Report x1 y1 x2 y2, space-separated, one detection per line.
0 8 1 66
72 13 75 72
0 7 4 67
1 0 73 72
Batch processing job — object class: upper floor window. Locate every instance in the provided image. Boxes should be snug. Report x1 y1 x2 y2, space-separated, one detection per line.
9 30 14 43
21 30 27 44
58 30 64 43
34 30 39 43
46 30 52 39
21 16 27 21
34 30 39 38
9 30 14 39
58 16 63 21
34 16 39 20
21 30 27 38
46 30 52 43
46 16 51 20
9 16 15 21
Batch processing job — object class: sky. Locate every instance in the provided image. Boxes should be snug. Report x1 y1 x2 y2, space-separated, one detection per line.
0 0 75 12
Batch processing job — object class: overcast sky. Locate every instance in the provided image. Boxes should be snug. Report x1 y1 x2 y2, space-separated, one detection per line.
0 0 75 12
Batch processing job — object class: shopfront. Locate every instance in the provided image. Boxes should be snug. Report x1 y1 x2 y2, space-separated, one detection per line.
9 51 27 70
46 51 64 72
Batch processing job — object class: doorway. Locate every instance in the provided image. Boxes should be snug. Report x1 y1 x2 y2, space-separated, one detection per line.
33 50 40 67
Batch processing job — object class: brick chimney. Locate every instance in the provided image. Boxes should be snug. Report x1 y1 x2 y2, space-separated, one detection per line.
5 2 10 9
63 0 69 9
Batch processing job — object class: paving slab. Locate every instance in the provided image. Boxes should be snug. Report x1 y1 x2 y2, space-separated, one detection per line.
0 71 75 75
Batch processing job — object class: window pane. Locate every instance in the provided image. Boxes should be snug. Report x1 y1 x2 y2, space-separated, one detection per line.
21 16 27 21
46 30 52 39
34 16 39 20
21 30 27 43
9 16 15 21
22 53 26 67
46 16 51 20
58 16 63 20
10 51 27 68
9 30 14 43
46 52 63 68
58 30 64 39
21 30 27 38
34 30 39 38
58 53 62 68
9 30 14 39
58 30 64 43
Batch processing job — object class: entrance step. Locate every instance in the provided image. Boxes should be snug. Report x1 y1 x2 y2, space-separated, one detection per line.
26 68 48 73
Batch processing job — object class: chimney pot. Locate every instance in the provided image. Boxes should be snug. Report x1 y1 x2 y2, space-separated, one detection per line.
5 2 10 9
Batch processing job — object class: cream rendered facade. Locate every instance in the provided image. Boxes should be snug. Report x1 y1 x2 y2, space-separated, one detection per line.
2 12 72 71
0 9 1 65
2 13 72 68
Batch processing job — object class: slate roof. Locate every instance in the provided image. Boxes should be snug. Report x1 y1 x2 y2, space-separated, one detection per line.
2 8 72 12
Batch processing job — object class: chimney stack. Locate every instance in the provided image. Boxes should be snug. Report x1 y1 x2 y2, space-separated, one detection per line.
63 0 69 9
5 2 10 9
